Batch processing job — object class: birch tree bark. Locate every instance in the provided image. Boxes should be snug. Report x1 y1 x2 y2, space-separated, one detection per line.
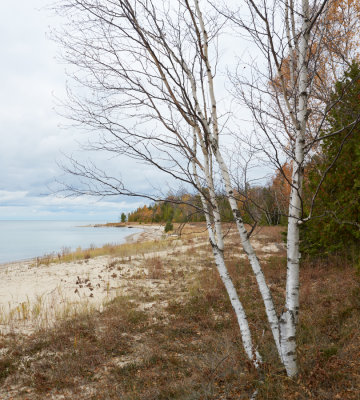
191 133 261 366
192 0 283 362
278 0 310 377
220 0 338 377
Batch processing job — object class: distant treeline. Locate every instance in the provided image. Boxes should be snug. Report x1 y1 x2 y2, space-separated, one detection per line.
126 166 291 226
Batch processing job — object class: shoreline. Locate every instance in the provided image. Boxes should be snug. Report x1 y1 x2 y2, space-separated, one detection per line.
0 224 164 266
0 224 284 335
0 224 166 334
124 224 164 243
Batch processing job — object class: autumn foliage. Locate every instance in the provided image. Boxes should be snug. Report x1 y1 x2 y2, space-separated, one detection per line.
127 194 207 224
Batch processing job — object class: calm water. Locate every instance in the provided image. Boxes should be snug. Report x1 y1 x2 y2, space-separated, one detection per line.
0 221 142 264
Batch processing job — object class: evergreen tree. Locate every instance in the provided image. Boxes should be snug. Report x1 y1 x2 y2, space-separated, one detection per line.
301 62 360 256
120 212 127 223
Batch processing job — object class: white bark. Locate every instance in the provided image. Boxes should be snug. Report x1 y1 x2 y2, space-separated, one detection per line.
279 0 310 378
191 133 261 368
158 1 262 368
188 1 283 363
214 148 283 362
211 238 261 367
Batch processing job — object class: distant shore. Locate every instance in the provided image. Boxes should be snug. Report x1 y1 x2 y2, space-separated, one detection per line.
83 223 165 243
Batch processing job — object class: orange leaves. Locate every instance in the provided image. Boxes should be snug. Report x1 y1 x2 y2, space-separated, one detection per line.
128 205 154 222
271 162 292 211
272 0 360 107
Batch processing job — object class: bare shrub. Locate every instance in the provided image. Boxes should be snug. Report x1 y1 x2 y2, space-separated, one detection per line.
61 246 71 257
145 257 165 280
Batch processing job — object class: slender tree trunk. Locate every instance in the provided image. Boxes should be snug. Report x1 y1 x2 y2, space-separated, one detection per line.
192 144 261 368
203 206 262 367
279 0 310 378
211 239 261 367
214 147 283 362
187 0 283 364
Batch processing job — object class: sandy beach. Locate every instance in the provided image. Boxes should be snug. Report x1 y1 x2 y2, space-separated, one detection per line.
0 224 283 335
123 224 164 243
0 224 165 334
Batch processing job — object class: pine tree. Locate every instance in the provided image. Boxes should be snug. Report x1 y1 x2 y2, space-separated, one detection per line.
301 62 360 256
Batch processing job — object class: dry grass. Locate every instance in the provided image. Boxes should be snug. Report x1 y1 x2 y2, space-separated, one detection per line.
0 225 359 399
145 256 165 280
34 239 174 266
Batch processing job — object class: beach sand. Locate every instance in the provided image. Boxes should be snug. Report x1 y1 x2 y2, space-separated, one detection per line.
0 224 282 334
0 224 165 334
124 224 164 243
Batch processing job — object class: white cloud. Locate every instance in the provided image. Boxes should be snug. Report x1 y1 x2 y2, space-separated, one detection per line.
0 191 28 203
0 190 146 221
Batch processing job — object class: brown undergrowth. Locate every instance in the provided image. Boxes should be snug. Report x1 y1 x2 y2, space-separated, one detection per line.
0 226 359 399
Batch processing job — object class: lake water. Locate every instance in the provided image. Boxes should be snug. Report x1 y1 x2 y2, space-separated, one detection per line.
0 221 142 264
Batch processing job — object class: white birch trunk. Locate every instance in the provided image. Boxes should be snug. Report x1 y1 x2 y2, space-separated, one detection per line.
211 237 261 367
191 1 283 363
188 0 282 372
202 200 261 367
192 139 261 368
214 148 283 362
279 0 310 378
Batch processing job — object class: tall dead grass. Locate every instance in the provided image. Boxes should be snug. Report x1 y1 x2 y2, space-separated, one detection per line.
34 239 174 266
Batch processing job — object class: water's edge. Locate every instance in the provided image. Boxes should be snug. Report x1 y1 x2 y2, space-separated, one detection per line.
0 221 143 265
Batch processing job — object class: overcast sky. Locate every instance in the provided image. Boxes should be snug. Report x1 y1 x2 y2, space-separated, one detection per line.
0 1 266 222
0 1 157 221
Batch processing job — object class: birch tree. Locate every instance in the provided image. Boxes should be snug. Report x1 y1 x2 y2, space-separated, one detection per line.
54 0 263 368
219 0 360 376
